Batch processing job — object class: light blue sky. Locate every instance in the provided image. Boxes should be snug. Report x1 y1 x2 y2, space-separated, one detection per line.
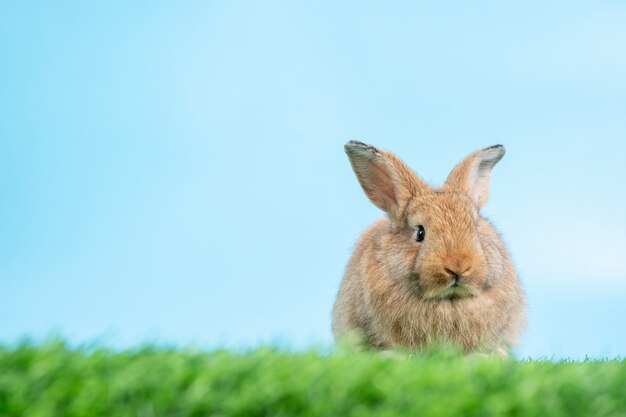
1 1 625 359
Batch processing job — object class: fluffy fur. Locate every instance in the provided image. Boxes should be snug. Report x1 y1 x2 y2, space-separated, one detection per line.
332 142 526 354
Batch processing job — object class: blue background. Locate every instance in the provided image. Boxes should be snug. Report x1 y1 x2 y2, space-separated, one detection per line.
2 1 625 359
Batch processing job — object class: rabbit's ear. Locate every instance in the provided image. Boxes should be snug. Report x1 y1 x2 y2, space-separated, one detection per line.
345 141 427 222
444 145 505 209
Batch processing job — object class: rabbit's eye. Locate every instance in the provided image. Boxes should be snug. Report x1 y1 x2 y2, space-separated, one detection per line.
416 225 425 242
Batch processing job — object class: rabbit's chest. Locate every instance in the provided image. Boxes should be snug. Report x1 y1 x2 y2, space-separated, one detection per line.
377 296 503 350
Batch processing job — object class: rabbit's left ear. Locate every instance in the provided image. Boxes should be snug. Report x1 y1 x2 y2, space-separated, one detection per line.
444 145 505 209
344 141 428 225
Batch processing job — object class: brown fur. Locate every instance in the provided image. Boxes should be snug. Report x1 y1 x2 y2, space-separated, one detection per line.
332 142 527 354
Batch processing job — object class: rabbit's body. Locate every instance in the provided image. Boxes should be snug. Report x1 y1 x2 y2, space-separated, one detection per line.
332 142 526 354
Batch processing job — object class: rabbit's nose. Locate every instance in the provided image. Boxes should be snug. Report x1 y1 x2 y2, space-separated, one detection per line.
444 267 470 278
442 255 472 278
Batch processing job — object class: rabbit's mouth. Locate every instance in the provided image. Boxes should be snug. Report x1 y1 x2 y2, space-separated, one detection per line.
424 282 475 300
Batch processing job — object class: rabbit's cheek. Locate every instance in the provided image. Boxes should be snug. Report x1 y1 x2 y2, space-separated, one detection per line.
415 267 456 298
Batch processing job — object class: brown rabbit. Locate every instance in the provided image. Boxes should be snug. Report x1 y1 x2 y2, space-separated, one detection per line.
332 141 526 355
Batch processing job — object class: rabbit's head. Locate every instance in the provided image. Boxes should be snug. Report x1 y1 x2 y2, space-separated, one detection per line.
345 141 507 300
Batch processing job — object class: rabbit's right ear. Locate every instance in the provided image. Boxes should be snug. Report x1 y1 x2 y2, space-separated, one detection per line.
444 145 505 209
345 141 427 224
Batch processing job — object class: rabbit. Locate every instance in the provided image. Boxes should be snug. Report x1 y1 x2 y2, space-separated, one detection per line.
332 141 526 355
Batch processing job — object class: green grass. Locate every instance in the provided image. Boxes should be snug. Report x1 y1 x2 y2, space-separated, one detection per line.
1 342 625 417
